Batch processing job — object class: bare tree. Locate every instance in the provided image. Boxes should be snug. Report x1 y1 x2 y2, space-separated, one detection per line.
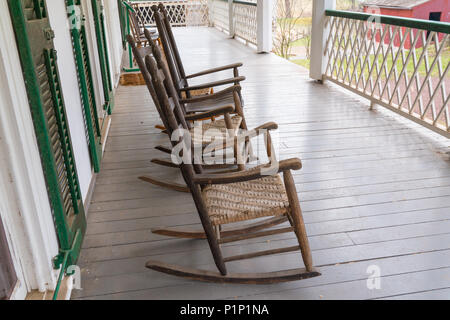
273 0 304 59
337 0 362 10
303 26 312 60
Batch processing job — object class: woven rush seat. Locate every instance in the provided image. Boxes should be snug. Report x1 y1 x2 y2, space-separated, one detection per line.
203 174 290 226
184 91 237 113
181 88 212 99
190 115 242 145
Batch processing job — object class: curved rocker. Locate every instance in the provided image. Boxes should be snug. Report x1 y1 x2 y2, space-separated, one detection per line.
151 158 240 171
155 125 166 131
152 228 207 240
139 175 189 193
151 158 180 169
146 261 321 284
155 145 172 154
152 216 288 240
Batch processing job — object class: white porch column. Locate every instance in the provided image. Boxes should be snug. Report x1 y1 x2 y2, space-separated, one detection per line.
256 0 273 53
228 0 235 37
208 0 214 27
310 0 336 81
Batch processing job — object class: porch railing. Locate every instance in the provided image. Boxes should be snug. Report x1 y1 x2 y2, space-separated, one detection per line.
210 0 258 46
232 0 257 45
322 10 450 137
129 0 210 27
124 0 268 52
210 0 230 32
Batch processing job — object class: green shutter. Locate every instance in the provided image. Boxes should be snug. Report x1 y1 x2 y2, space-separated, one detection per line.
8 0 86 268
91 0 114 115
67 0 102 173
118 0 127 49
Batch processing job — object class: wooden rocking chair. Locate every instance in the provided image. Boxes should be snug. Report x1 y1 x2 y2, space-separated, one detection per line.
151 4 246 107
127 1 159 48
144 55 321 284
128 35 251 193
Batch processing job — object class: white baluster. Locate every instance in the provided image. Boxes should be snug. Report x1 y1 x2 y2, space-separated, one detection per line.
229 0 234 37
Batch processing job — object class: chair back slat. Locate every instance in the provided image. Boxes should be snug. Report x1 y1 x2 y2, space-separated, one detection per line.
151 5 188 95
128 5 144 41
151 46 189 129
145 55 199 176
148 37 207 176
158 3 187 81
146 54 219 254
148 34 190 117
127 35 171 130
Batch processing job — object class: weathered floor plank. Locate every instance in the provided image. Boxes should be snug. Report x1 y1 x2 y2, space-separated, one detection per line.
73 27 450 300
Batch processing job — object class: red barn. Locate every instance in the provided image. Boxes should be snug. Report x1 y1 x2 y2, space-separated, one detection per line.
362 0 450 48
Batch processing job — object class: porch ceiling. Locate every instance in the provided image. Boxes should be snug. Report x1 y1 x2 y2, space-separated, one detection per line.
73 27 450 300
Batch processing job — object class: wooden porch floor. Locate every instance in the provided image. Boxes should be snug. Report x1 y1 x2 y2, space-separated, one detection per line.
73 27 450 300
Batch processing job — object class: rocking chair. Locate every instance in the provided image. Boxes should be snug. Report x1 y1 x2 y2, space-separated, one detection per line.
127 35 249 192
127 1 159 48
151 4 246 107
144 55 321 284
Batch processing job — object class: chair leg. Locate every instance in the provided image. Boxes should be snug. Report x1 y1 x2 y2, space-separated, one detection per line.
190 185 227 276
283 170 314 272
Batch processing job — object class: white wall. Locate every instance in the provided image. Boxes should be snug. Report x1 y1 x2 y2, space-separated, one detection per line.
0 0 124 298
104 0 124 86
47 0 94 201
0 0 60 295
82 0 107 117
81 0 124 115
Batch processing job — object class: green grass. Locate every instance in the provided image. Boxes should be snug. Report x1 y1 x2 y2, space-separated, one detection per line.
292 59 310 69
291 37 310 48
336 0 361 10
285 44 449 77
329 44 450 79
277 17 312 27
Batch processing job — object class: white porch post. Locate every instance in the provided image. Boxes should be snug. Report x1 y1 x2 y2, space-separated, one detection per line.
228 0 235 37
256 0 273 53
310 0 336 81
208 0 214 27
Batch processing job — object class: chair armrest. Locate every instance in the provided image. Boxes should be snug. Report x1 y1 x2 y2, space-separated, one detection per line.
180 85 241 104
253 122 279 132
185 63 244 79
205 121 278 151
180 77 246 92
193 159 302 185
185 105 235 121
